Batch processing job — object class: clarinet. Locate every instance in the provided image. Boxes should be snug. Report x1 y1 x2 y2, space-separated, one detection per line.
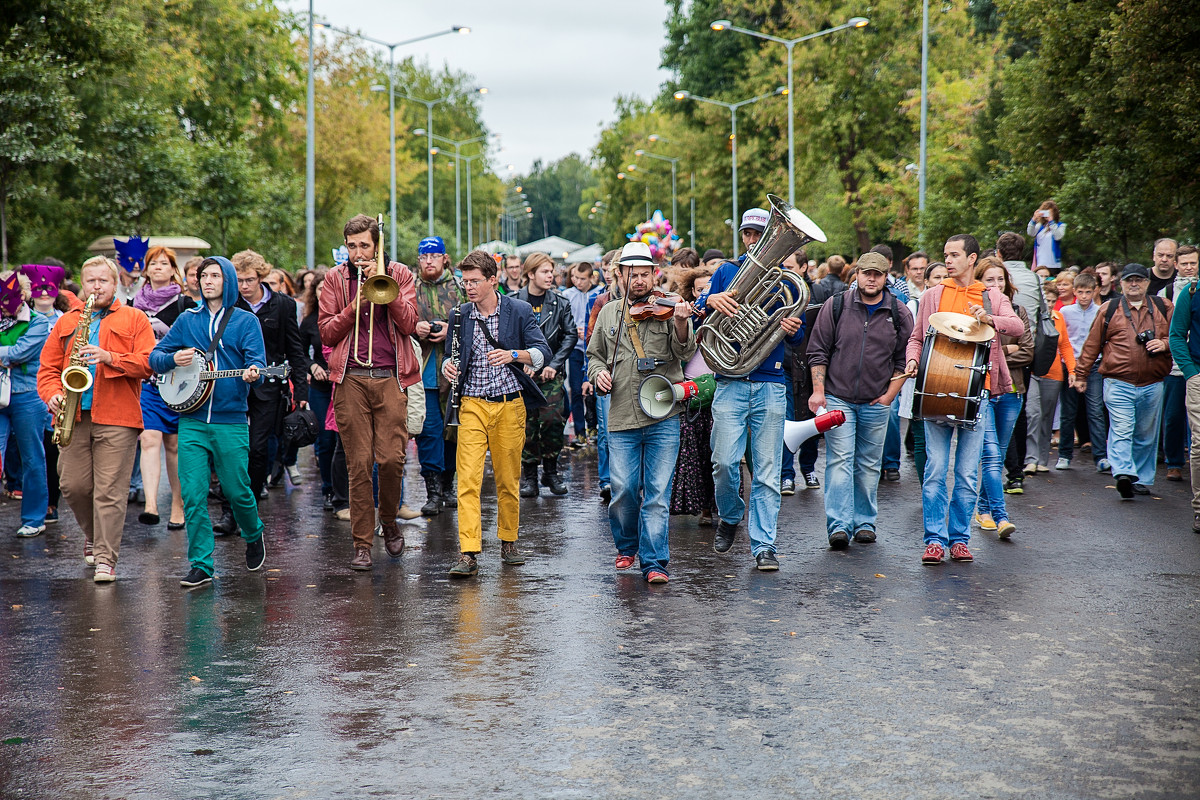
444 306 462 429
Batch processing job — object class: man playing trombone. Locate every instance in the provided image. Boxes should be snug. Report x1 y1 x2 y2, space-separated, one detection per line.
318 214 420 571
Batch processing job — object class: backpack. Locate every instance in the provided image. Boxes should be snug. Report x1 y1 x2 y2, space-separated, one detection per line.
831 288 902 339
1030 290 1060 378
1101 295 1166 336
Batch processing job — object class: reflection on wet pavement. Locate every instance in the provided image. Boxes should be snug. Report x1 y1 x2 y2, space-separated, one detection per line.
1 447 1198 798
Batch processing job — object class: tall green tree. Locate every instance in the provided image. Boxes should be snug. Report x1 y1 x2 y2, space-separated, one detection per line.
514 155 599 245
0 27 82 267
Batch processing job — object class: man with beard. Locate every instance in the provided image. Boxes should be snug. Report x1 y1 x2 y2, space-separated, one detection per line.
587 242 696 583
38 257 156 581
412 236 464 514
319 214 420 571
806 252 913 549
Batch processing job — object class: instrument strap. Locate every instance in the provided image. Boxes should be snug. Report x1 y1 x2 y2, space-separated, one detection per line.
622 304 648 361
204 305 236 364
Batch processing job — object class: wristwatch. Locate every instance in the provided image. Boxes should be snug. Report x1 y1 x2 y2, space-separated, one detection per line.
510 349 520 362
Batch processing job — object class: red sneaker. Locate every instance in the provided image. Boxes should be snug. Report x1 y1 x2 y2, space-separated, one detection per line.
949 542 974 562
615 555 636 570
921 543 944 565
646 570 669 584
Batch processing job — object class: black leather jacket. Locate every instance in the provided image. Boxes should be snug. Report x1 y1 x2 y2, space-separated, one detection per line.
517 287 577 374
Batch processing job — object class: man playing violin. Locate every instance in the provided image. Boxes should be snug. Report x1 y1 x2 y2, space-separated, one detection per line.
587 242 696 584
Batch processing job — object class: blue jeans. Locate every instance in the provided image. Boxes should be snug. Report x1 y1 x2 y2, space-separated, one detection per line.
1059 371 1109 461
882 395 902 470
822 395 890 535
608 416 679 576
0 391 49 527
568 349 586 436
1161 374 1188 469
977 392 1023 522
308 383 336 496
711 380 786 556
781 373 796 482
415 390 445 477
596 393 611 486
1104 378 1163 485
922 420 986 547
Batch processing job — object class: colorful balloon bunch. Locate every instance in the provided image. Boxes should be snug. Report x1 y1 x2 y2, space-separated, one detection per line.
627 210 681 261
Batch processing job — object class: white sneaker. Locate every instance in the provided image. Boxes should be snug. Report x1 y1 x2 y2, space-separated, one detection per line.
334 507 351 521
1055 457 1071 470
93 564 116 583
1096 458 1111 473
286 465 303 485
15 524 45 538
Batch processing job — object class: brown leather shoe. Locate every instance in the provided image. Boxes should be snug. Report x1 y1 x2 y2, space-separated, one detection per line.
349 546 372 571
381 521 405 558
1167 467 1183 481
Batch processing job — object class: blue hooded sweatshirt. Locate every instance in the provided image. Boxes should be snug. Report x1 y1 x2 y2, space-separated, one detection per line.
150 256 266 424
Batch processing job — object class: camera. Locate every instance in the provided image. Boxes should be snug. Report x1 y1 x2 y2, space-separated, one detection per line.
1136 329 1155 346
430 321 443 334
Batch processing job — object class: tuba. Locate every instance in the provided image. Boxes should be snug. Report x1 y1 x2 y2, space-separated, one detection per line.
697 194 827 377
52 293 97 448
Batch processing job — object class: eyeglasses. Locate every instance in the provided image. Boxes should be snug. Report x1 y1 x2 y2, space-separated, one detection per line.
461 279 487 288
417 254 443 262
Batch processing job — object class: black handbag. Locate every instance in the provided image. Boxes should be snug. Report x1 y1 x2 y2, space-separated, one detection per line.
1030 288 1060 378
281 406 319 449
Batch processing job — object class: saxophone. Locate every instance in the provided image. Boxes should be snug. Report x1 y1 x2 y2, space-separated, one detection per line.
51 294 97 448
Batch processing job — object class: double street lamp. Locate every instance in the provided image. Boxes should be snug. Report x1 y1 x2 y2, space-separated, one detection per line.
673 86 787 258
414 129 498 255
313 20 470 261
709 16 869 207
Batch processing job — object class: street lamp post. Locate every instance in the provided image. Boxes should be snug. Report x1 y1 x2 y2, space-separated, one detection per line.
400 87 487 239
306 2 315 269
414 130 494 256
321 23 470 259
674 87 786 258
634 150 679 233
710 16 869 207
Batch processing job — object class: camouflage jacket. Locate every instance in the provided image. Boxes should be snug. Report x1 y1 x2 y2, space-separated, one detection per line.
414 269 464 394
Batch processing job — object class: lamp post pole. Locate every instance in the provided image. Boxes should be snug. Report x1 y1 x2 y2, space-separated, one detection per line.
306 1 315 269
918 0 929 248
710 17 869 206
324 24 470 255
674 88 786 258
634 150 679 231
418 131 491 256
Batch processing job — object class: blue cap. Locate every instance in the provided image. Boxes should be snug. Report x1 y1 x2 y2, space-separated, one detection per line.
418 236 446 255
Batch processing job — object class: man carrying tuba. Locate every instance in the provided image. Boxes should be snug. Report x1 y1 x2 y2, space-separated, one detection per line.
318 213 420 572
694 208 806 571
38 256 155 582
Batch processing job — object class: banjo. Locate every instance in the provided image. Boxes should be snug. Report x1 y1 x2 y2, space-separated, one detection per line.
156 360 290 414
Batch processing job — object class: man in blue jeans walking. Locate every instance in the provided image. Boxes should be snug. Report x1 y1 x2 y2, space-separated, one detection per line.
587 243 696 584
805 253 913 549
696 208 805 571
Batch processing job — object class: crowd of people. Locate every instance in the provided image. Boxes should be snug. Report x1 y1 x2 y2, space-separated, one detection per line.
3 200 1198 585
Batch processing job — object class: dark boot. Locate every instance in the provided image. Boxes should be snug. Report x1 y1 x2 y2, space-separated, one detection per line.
420 474 442 516
440 472 458 508
541 457 568 495
212 502 238 537
519 462 539 498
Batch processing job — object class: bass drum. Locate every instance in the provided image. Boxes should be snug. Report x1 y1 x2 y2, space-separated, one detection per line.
912 329 990 429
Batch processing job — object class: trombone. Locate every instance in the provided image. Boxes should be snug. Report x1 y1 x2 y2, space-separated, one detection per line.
352 213 401 366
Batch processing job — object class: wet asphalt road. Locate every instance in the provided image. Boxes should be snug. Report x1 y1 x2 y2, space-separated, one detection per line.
1 443 1199 799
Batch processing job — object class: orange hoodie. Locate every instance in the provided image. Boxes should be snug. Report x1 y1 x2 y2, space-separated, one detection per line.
1042 310 1076 382
37 294 156 430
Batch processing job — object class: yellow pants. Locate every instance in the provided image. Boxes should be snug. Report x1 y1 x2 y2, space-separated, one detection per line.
456 396 527 553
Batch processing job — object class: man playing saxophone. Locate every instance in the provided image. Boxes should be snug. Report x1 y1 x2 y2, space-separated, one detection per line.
38 256 155 582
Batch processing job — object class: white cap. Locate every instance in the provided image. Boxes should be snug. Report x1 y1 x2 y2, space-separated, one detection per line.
739 207 769 232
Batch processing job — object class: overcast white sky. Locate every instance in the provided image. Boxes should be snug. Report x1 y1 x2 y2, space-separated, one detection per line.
287 0 674 175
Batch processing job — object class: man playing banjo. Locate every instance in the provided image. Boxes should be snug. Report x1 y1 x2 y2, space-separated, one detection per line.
151 256 269 588
905 235 1023 565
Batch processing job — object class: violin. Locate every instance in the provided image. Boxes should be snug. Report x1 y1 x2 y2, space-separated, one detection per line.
628 288 689 321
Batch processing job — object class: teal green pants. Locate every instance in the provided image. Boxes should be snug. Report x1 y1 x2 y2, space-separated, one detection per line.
178 417 264 576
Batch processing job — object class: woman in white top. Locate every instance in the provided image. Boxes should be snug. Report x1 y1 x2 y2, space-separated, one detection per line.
1027 200 1066 272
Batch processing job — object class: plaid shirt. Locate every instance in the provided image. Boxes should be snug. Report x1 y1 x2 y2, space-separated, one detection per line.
463 296 522 398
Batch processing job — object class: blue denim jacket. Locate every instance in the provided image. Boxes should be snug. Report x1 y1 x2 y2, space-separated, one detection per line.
0 312 51 394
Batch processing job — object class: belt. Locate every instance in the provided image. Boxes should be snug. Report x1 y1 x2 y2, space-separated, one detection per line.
346 367 395 378
469 390 522 403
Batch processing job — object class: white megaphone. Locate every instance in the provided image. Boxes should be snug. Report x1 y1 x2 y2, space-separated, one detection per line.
783 408 846 451
637 373 715 419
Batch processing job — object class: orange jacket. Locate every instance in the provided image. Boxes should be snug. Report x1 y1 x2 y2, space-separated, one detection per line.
37 295 155 430
1042 310 1076 382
